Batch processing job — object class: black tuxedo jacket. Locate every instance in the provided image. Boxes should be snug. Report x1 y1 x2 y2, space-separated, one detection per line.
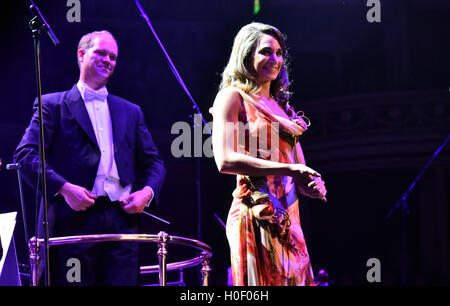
14 84 166 237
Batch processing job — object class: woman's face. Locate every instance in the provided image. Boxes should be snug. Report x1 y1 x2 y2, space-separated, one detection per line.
251 34 283 85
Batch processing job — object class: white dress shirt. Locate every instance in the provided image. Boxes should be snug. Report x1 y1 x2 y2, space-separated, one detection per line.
77 80 132 202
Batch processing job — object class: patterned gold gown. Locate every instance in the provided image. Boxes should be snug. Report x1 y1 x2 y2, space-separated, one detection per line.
224 88 315 286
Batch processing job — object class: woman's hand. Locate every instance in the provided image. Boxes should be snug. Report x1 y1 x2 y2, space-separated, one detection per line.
290 164 327 202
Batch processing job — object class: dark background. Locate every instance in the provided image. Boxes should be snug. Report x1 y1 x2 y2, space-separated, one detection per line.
0 0 449 286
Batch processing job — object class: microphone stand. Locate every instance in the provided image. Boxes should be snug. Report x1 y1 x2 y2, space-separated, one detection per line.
27 0 59 286
135 0 212 285
386 134 450 285
6 164 29 259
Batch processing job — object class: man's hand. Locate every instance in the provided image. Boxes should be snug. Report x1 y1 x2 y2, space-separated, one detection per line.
59 182 97 211
119 187 153 214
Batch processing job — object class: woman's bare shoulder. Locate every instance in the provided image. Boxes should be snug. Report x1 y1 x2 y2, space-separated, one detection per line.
216 86 245 101
213 86 245 114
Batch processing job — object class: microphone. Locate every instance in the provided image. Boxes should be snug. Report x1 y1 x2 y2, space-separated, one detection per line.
6 163 20 171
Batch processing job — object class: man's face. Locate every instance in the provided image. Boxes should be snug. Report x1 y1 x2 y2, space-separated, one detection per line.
78 34 118 89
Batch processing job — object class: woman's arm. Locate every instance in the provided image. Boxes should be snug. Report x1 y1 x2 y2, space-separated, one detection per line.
294 141 327 201
211 87 320 178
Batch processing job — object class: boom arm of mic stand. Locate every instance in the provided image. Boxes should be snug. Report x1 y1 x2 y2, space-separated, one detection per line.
386 134 450 219
29 0 59 46
134 0 211 136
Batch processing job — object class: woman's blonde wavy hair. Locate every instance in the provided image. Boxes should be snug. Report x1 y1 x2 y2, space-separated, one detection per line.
220 22 292 109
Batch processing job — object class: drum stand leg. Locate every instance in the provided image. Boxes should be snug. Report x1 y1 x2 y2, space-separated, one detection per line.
157 231 169 286
28 236 40 286
200 251 211 286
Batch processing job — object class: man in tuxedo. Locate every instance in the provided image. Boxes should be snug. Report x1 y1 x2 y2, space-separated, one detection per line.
14 30 166 285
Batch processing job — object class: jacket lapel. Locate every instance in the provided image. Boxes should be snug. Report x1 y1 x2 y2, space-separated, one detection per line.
64 84 99 148
107 95 126 153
